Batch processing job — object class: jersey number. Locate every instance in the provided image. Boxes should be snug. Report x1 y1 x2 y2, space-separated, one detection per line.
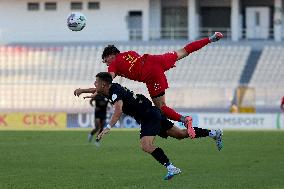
123 54 138 72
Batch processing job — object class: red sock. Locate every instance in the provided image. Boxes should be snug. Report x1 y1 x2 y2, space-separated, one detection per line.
161 106 182 122
184 38 210 54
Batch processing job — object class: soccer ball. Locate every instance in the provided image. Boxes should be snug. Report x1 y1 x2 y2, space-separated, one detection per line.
67 12 86 31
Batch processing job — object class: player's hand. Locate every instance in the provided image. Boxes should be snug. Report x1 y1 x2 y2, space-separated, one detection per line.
74 88 82 97
97 128 110 140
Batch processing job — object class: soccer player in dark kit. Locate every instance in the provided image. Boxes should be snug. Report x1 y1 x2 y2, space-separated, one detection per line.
74 32 223 139
77 72 223 180
88 94 109 143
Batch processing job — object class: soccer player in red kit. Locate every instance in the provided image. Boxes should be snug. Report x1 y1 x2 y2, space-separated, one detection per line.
74 32 223 139
281 96 284 112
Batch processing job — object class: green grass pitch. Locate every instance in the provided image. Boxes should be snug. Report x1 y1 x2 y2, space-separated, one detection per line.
0 130 284 189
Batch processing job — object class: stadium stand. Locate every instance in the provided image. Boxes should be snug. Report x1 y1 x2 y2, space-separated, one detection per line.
249 46 284 108
250 46 284 87
0 44 283 112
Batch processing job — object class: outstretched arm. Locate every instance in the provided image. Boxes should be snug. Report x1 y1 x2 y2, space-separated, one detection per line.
74 88 96 97
89 98 95 106
97 100 123 140
83 92 98 100
108 100 123 126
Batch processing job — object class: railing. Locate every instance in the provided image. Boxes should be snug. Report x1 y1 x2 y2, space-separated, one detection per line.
130 27 230 41
1 27 282 44
129 27 189 41
199 27 231 38
151 27 188 40
129 27 282 41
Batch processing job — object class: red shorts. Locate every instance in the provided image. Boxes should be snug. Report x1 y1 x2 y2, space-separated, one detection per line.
142 52 178 97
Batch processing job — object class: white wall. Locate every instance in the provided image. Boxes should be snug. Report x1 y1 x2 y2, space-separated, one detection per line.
0 0 149 43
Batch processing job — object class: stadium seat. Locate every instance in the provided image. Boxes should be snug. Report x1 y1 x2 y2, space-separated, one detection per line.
249 46 284 108
1 44 282 110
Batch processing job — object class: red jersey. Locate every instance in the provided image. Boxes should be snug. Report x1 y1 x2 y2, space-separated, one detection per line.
108 51 145 82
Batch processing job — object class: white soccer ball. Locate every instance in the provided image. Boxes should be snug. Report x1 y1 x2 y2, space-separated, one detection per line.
67 12 86 31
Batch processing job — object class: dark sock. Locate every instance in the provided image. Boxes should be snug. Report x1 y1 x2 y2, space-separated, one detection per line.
90 128 98 135
180 116 186 123
151 147 170 166
193 127 210 138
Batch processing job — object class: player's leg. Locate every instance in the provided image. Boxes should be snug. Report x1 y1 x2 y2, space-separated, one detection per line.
151 93 195 139
176 32 223 61
145 72 195 138
152 94 182 121
94 119 106 146
194 127 223 151
211 129 223 151
166 126 223 151
166 126 208 139
160 115 223 151
140 109 181 180
98 119 105 135
140 136 181 180
140 136 156 153
88 118 101 142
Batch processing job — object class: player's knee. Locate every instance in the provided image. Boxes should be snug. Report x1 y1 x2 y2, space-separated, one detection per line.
152 96 166 108
153 101 165 109
140 144 150 153
141 143 154 153
160 100 166 107
176 130 188 139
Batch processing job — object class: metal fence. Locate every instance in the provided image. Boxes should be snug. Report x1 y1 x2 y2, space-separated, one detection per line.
129 27 282 41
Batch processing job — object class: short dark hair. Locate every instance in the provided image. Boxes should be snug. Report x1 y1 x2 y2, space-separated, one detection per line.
96 72 113 84
102 45 120 59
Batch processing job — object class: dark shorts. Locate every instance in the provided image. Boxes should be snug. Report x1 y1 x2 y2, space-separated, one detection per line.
95 111 107 120
144 52 178 97
139 107 174 139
